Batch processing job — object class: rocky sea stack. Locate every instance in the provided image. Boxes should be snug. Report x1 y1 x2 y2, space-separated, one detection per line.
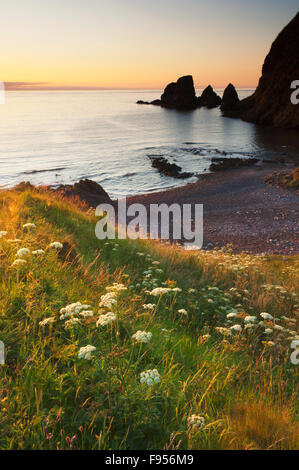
200 85 222 108
160 75 198 110
220 83 240 116
236 12 299 129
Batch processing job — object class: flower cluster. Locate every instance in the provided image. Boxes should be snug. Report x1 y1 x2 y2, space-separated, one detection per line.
132 331 152 343
60 302 93 320
187 415 206 430
96 312 117 327
39 317 56 327
99 292 117 309
140 369 161 386
78 345 96 360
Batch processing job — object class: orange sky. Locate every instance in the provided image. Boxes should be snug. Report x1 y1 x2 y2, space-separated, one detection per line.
1 1 298 90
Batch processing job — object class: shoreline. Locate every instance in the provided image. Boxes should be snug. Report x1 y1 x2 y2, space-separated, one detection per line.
125 163 298 255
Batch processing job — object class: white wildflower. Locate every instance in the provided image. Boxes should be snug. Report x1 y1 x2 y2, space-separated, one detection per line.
140 369 161 386
32 249 45 255
172 288 182 293
23 223 36 229
132 331 152 343
260 312 274 321
49 242 63 250
11 259 27 267
150 287 171 296
64 318 81 329
188 415 206 430
79 310 94 318
0 231 8 238
227 312 237 319
265 328 273 334
178 309 188 316
99 292 118 309
105 283 127 293
244 316 257 323
230 324 242 332
60 302 92 319
78 345 96 360
96 312 117 327
215 327 232 336
143 304 156 311
17 248 31 258
39 317 55 327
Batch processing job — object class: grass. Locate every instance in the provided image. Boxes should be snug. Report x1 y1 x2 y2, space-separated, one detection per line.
0 187 298 450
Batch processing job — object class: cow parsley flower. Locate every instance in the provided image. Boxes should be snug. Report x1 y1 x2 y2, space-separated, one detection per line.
32 249 45 255
49 242 63 250
260 312 274 321
60 302 92 319
79 310 94 318
244 316 257 323
150 287 171 296
17 248 31 258
265 328 273 334
215 327 232 336
0 231 8 238
99 292 117 309
132 331 152 343
230 324 242 332
96 312 117 327
140 369 161 386
23 223 36 229
64 318 81 329
11 259 27 267
143 304 156 311
188 415 206 430
152 261 160 266
178 309 188 316
78 345 96 360
172 287 182 293
227 312 237 319
39 317 56 327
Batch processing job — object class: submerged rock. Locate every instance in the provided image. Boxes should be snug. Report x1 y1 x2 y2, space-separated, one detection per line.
150 157 194 179
237 13 299 129
136 99 161 106
200 86 222 108
220 83 240 116
160 75 198 110
210 157 259 171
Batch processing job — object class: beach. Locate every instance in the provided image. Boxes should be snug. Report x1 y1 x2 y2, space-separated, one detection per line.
126 163 298 254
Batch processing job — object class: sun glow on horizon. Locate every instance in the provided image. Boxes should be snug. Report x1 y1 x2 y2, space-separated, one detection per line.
1 0 298 91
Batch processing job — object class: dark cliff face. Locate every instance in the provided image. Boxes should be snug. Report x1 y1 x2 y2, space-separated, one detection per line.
160 75 198 110
238 12 299 129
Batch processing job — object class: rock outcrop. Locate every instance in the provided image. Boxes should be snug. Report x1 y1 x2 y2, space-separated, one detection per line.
136 99 161 106
200 85 222 108
220 83 240 116
160 75 198 110
149 157 194 179
56 179 112 207
236 13 299 129
210 157 258 171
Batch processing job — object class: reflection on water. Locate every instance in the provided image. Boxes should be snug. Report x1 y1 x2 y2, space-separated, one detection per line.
0 90 298 198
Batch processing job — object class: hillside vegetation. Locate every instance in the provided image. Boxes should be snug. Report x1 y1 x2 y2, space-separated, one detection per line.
0 188 298 450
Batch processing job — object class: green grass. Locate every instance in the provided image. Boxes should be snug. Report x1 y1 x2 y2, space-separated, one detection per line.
0 188 298 450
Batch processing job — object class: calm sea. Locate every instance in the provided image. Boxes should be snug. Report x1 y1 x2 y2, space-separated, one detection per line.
0 89 298 198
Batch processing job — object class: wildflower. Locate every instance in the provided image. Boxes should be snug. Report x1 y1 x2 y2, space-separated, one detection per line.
188 288 196 294
99 292 118 309
39 317 56 327
265 328 273 334
274 325 284 331
266 341 275 347
244 316 257 323
17 248 31 258
260 312 274 321
152 261 160 266
140 369 161 386
178 309 188 316
96 312 117 327
0 231 8 238
132 331 152 343
143 304 156 311
172 288 182 293
150 287 171 296
79 310 94 318
64 318 81 329
215 327 231 336
105 283 127 293
201 334 211 341
60 302 92 319
188 415 206 430
11 259 27 267
32 249 45 255
49 242 63 250
23 223 36 229
227 312 237 319
78 345 96 360
230 324 242 332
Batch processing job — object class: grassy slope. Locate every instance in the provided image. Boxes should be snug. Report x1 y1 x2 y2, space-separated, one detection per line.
0 188 298 450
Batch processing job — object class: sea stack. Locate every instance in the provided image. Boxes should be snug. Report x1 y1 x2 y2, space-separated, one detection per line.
221 83 240 116
237 12 299 129
160 75 198 110
200 85 222 108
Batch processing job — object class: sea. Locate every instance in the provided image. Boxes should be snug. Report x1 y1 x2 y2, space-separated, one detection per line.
0 89 298 198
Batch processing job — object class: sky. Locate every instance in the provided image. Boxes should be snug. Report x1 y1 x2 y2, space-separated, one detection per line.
1 0 298 90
